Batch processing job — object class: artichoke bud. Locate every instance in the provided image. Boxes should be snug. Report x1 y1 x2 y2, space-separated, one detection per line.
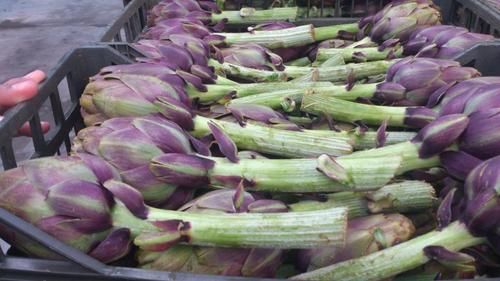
298 214 415 271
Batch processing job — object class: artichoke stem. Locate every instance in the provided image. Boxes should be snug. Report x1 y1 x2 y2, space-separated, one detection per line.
301 93 410 127
316 47 404 64
289 180 436 217
291 221 485 281
313 24 360 42
230 83 378 109
211 7 298 24
191 116 354 158
112 201 348 249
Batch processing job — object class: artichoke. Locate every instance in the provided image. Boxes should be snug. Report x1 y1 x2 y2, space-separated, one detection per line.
359 0 441 44
138 189 285 277
80 64 193 126
297 214 415 271
0 155 348 261
73 115 200 208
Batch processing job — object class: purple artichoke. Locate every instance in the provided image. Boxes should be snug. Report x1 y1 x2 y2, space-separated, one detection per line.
427 77 500 110
297 214 415 271
404 25 495 59
80 62 205 126
374 57 480 106
0 154 130 263
137 189 285 277
73 115 201 208
1 155 341 264
359 0 441 44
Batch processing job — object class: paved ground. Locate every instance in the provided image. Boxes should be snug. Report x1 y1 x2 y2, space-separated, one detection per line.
0 0 125 252
0 0 123 81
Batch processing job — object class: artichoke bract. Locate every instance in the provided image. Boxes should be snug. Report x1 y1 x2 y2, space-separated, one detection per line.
297 214 415 272
404 25 495 59
0 156 349 260
138 189 285 277
73 115 200 209
291 155 500 281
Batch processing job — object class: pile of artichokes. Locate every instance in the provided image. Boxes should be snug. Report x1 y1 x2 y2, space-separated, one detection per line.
2 0 500 280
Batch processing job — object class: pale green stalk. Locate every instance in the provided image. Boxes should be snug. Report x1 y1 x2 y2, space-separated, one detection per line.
210 59 395 82
111 201 348 249
207 142 439 192
215 23 359 49
302 93 421 127
229 83 378 110
291 221 485 281
316 47 404 65
290 180 437 218
211 7 298 24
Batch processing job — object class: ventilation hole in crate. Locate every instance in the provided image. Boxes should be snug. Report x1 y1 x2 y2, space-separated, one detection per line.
0 144 17 171
12 137 33 166
57 76 73 114
37 96 57 137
